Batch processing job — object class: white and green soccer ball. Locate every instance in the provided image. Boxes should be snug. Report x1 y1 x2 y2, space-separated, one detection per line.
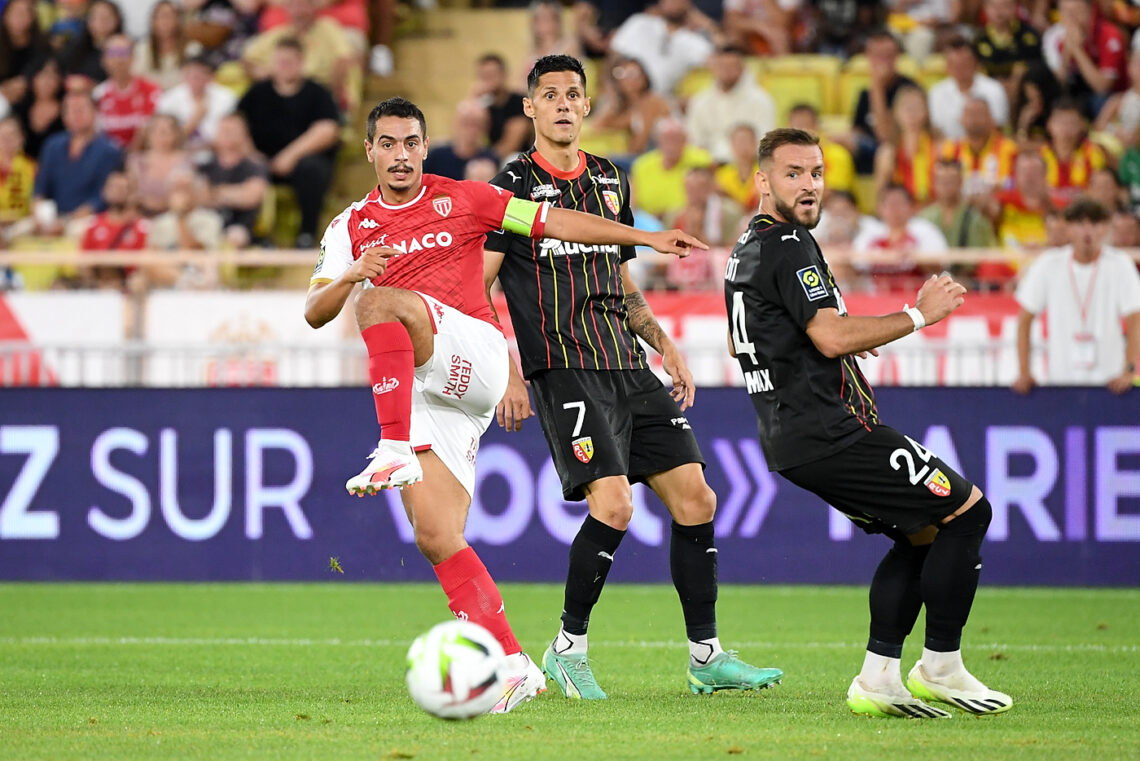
405 620 506 719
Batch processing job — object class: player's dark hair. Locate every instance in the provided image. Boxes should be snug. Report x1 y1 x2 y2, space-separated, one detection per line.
527 54 587 96
366 97 427 142
1063 196 1110 223
756 128 819 168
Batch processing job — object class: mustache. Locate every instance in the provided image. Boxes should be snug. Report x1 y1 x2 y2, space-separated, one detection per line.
388 164 413 173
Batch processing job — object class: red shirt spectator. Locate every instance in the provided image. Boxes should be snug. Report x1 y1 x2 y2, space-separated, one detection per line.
81 211 147 250
1043 0 1128 95
93 33 160 147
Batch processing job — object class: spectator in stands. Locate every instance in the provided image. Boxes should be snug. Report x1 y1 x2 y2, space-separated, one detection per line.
59 0 124 82
0 0 49 107
973 0 1043 99
147 172 224 252
200 112 269 249
1013 196 1140 392
157 54 237 161
12 55 64 161
1092 47 1140 145
518 0 582 86
422 99 497 181
928 34 1009 140
873 85 938 205
242 0 357 110
814 189 875 248
30 91 123 236
592 57 672 156
920 158 999 249
610 0 714 95
237 37 340 248
983 150 1053 249
1012 60 1062 143
807 0 885 59
367 0 396 77
1110 205 1140 246
127 113 195 217
46 0 88 53
79 169 146 289
0 116 34 231
1118 130 1140 212
844 28 920 175
887 0 955 63
684 45 775 165
572 0 642 59
714 123 759 211
787 102 855 199
722 0 793 56
852 183 948 293
93 33 161 149
1042 0 1128 115
629 117 712 220
463 155 499 184
132 0 187 91
1087 166 1125 211
471 53 532 161
669 165 743 247
940 96 1018 197
1040 97 1107 207
261 0 369 51
184 0 262 69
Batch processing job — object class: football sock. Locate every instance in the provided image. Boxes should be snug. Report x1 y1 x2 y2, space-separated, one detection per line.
689 636 723 667
867 540 930 658
551 627 588 656
362 321 414 442
922 497 992 652
670 520 718 643
918 648 989 691
857 651 907 695
560 515 625 635
433 547 520 655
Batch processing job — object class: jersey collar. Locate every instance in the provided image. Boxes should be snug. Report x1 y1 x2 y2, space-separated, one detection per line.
532 149 587 181
373 184 427 210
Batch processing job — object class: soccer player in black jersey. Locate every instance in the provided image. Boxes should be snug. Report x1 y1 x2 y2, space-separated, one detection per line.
724 127 1013 718
484 54 782 699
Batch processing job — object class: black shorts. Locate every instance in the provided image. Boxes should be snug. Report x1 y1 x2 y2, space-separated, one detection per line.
529 367 705 501
780 424 975 539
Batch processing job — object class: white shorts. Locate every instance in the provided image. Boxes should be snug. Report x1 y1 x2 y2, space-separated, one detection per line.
410 292 509 497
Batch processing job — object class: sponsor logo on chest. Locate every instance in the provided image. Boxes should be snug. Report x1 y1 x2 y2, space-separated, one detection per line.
530 184 561 199
359 230 453 256
537 238 619 258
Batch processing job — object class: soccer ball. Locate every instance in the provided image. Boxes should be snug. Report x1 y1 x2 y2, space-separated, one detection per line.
405 620 506 720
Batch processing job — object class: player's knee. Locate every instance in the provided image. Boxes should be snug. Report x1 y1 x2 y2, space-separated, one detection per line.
593 502 633 531
413 527 463 565
671 484 716 525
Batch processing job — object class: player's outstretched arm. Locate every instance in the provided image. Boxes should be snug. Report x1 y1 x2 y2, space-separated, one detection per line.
621 262 695 409
543 207 706 256
805 274 966 358
304 247 397 328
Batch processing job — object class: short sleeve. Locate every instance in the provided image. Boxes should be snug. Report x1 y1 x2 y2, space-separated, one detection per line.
465 180 515 233
311 211 354 285
1014 255 1048 314
484 167 524 253
762 234 840 329
618 171 635 263
306 81 341 125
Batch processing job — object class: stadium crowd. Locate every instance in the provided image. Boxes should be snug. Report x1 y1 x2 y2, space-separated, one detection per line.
0 0 1139 295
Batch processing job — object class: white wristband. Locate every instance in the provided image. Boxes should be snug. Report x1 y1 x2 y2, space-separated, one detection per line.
903 304 925 332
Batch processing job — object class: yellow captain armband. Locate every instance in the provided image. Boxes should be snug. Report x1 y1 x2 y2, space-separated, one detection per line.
502 197 550 237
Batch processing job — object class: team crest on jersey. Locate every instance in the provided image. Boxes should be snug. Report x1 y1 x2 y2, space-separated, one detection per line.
572 436 594 463
432 194 452 217
602 190 620 215
924 468 952 497
796 265 828 301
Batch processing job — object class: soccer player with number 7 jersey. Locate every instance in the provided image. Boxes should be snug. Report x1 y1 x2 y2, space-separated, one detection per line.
303 97 704 714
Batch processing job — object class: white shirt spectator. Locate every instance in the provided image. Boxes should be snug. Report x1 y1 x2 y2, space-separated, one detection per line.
852 216 949 254
610 14 713 95
1015 245 1140 384
685 69 775 163
157 82 237 157
928 74 1009 140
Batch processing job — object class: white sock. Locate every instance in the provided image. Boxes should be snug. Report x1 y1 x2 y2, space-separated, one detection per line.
689 637 722 667
551 627 587 656
378 439 413 456
857 651 907 695
920 648 965 678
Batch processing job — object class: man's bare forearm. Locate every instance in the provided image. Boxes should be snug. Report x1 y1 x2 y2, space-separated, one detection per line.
624 289 670 354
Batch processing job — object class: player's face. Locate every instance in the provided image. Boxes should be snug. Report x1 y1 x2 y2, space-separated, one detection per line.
524 71 589 148
757 143 824 228
366 116 428 198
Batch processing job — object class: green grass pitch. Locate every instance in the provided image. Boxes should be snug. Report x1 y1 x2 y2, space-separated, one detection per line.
1 583 1137 761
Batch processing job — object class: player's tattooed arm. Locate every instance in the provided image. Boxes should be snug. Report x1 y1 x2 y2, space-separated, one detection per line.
624 289 668 354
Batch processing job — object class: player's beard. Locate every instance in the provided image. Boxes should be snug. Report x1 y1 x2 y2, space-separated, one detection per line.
773 193 821 229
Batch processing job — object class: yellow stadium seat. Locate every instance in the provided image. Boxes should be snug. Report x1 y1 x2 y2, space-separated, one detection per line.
676 68 713 100
919 54 947 89
755 56 842 120
8 236 79 291
579 125 631 157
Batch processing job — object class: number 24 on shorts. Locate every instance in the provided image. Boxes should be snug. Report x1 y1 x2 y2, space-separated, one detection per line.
890 435 952 497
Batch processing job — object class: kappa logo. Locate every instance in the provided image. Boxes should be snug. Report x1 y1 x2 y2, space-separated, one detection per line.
602 190 620 215
924 468 952 497
796 265 828 302
572 436 594 463
781 229 800 242
358 218 380 229
433 302 445 324
372 378 400 395
530 183 561 199
432 194 452 217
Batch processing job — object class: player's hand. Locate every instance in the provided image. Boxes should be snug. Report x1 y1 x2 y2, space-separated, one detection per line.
1107 371 1134 395
496 373 534 431
1011 372 1036 395
662 343 696 411
346 246 399 283
914 274 967 326
646 229 708 258
854 348 880 360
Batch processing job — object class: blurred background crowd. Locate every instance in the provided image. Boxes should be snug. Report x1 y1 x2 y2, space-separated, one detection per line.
1 0 1139 295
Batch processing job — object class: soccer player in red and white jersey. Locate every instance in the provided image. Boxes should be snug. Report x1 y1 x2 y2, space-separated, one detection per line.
304 97 703 713
93 33 161 149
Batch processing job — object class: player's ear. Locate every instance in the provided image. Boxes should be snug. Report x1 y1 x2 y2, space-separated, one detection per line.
754 167 769 198
522 97 535 119
364 138 373 162
583 96 590 117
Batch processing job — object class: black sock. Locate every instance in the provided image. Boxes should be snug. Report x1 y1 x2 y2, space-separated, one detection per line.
867 540 930 658
670 520 718 642
560 515 626 635
922 497 992 652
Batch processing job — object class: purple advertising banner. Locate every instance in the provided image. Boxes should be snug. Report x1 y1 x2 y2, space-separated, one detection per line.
0 388 1137 585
